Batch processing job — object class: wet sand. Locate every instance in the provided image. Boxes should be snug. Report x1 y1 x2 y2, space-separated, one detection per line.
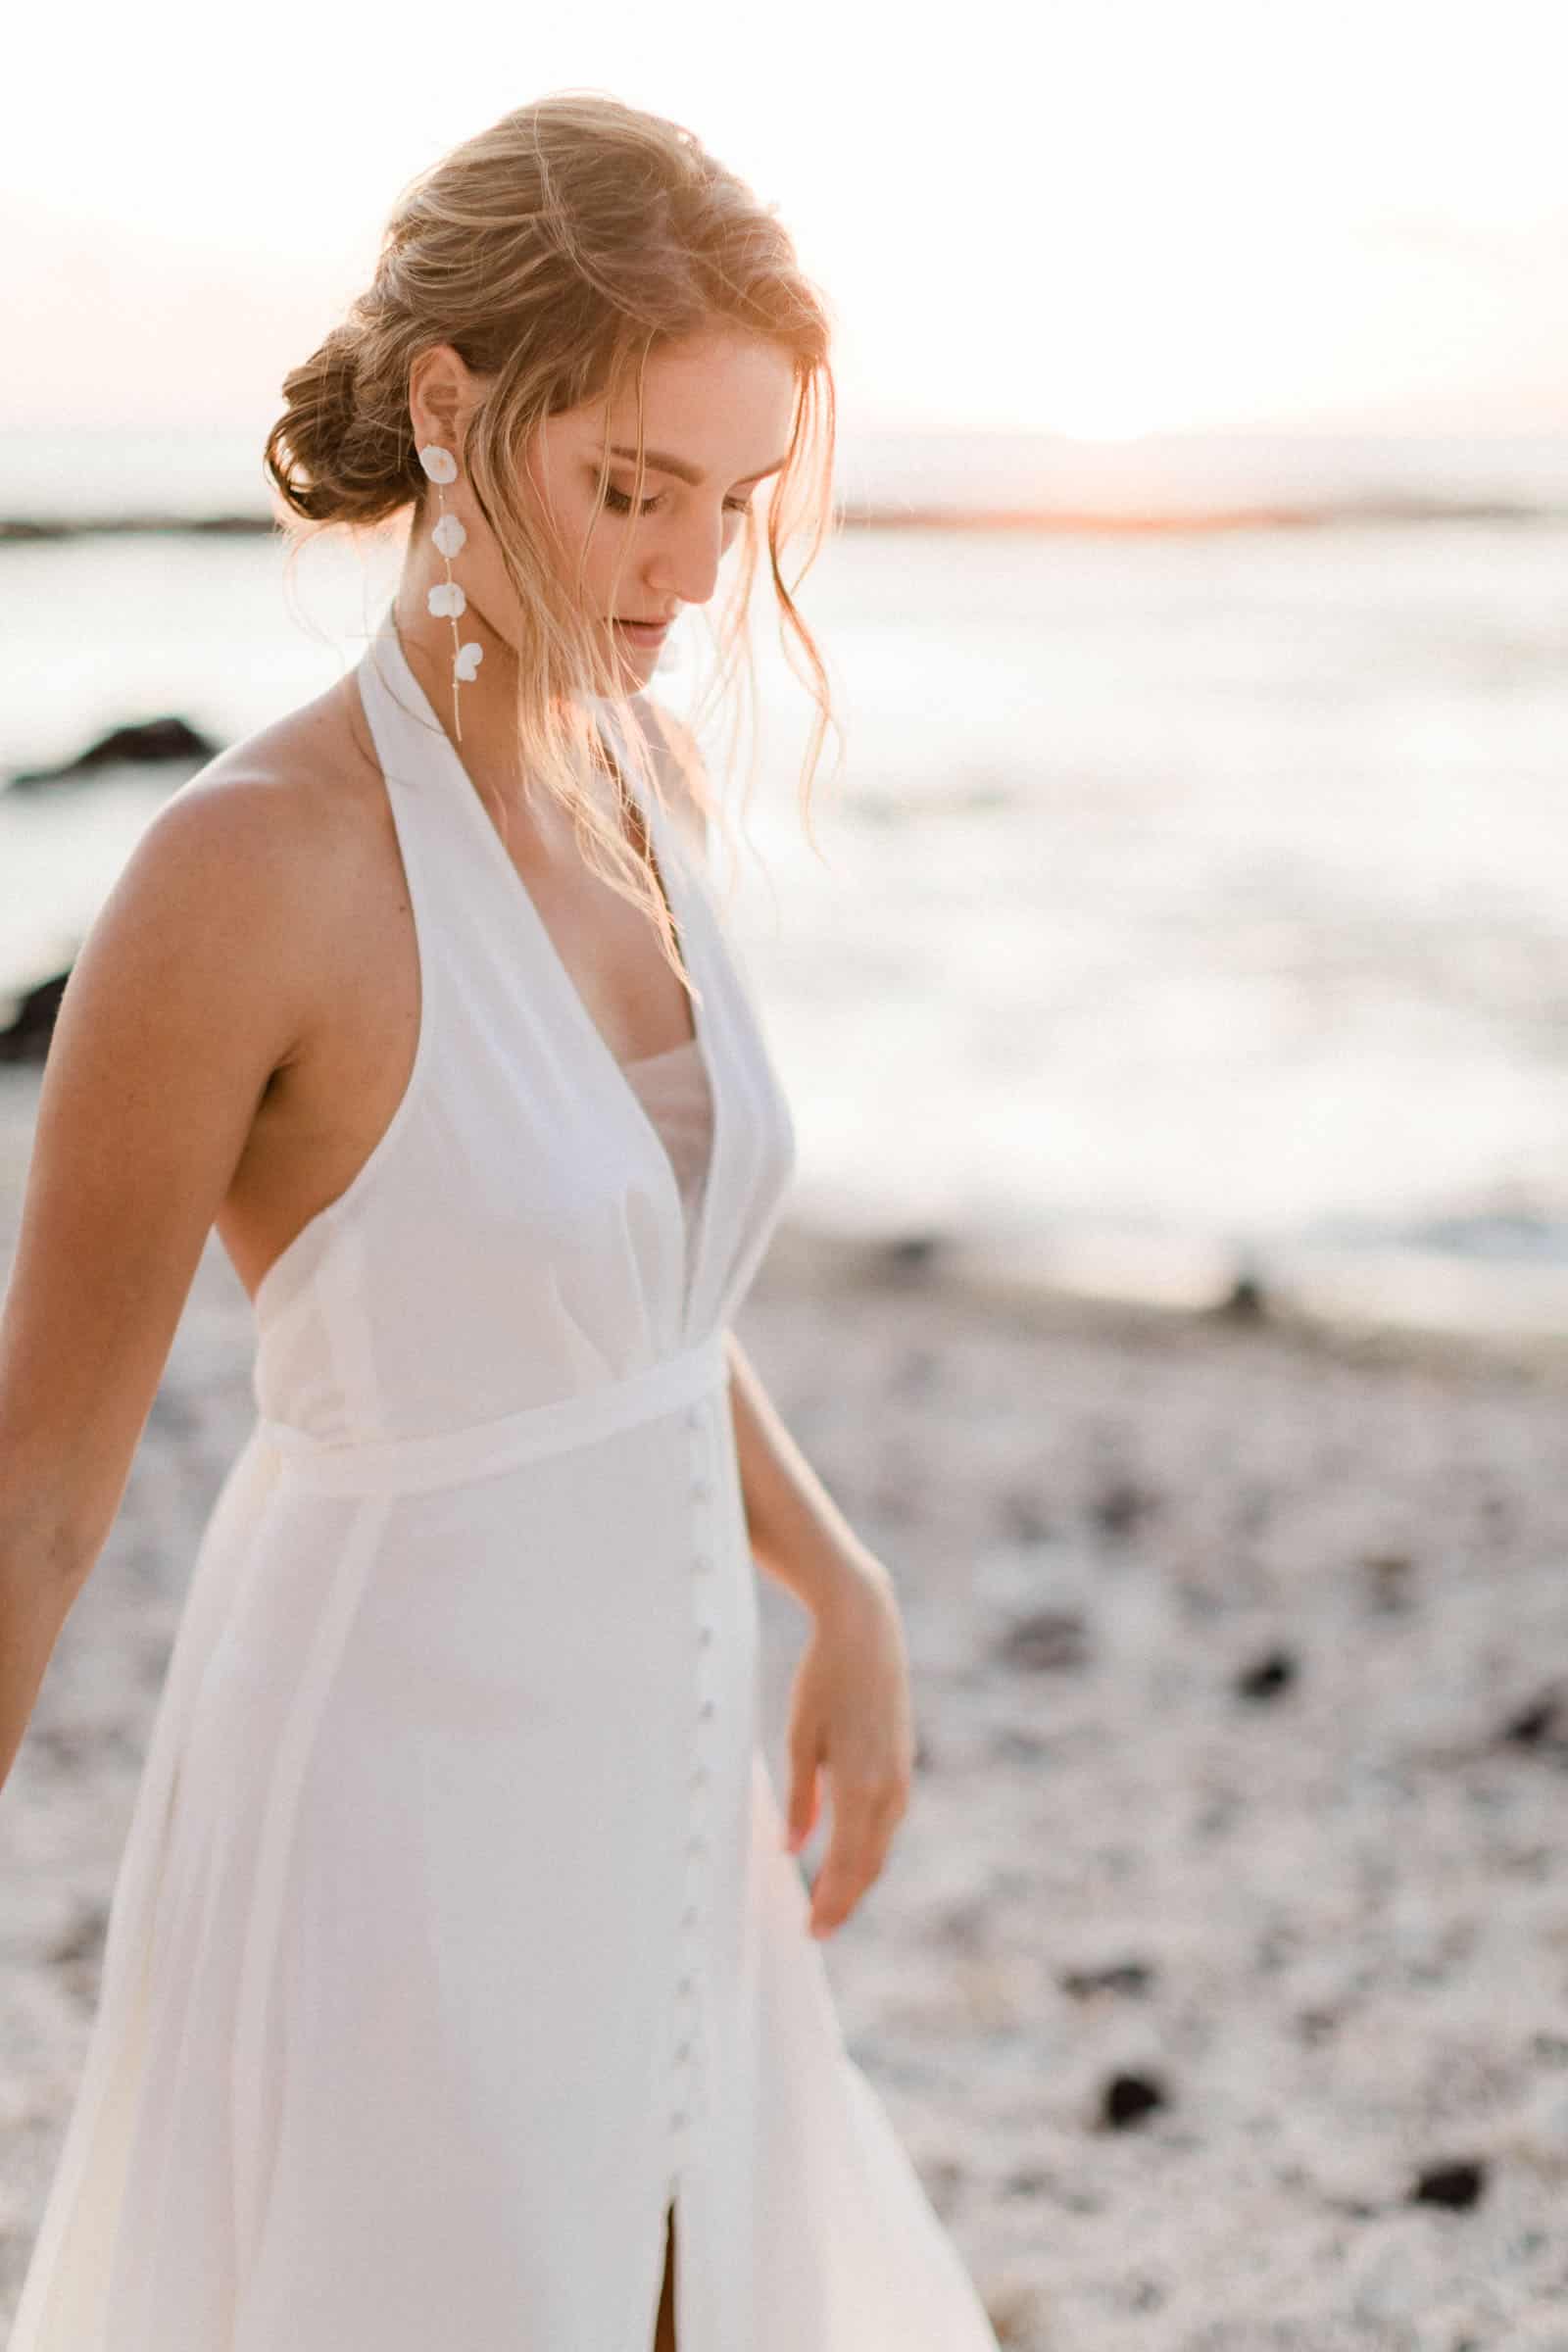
3 1061 1568 2347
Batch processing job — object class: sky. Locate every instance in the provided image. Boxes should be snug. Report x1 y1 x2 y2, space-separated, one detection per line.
6 0 1567 445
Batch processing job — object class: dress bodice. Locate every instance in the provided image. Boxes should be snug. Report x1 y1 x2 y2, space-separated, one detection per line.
249 613 796 1446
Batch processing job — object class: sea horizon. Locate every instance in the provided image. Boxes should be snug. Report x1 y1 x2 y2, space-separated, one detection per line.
4 424 1567 537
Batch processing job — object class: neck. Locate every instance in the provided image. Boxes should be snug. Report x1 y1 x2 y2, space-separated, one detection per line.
383 597 633 850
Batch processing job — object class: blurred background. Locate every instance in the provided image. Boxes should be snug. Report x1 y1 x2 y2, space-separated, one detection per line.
6 6 1568 2345
5 0 1567 1342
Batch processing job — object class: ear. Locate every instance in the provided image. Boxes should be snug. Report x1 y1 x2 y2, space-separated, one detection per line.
409 343 483 458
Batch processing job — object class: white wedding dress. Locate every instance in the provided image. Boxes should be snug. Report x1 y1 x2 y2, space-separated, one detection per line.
8 612 1000 2350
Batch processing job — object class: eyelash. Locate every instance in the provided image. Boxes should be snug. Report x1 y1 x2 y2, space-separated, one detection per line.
601 484 752 517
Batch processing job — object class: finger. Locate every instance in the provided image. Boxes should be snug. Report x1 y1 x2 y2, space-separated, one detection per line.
783 1756 819 1853
807 1797 899 1936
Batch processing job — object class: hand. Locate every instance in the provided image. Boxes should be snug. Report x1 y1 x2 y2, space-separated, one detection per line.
781 1561 916 1939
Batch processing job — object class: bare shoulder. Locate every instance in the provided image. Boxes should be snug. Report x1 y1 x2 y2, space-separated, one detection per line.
161 675 383 877
123 678 387 949
56 675 396 1118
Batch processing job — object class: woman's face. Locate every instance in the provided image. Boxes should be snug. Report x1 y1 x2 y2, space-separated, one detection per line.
524 327 797 688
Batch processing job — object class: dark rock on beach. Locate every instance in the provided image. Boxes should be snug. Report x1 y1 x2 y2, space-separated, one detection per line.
0 971 70 1064
1235 1645 1298 1700
1410 2158 1488 2212
1098 2070 1169 2130
8 714 220 791
1497 1688 1568 1754
994 1606 1090 1673
1059 1960 1155 2001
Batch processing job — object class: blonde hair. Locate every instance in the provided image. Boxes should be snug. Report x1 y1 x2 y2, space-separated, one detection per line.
263 91 843 990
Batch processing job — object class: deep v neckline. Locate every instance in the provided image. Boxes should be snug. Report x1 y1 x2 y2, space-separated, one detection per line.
370 619 722 1332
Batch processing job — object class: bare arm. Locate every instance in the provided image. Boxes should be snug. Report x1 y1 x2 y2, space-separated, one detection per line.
722 1333 890 1620
0 774 319 1799
724 1332 914 1940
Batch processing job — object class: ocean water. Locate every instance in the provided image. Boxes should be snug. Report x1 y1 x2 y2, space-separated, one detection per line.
2 507 1566 1322
6 424 1568 529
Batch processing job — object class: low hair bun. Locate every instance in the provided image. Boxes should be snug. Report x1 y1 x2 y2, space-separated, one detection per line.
263 314 421 527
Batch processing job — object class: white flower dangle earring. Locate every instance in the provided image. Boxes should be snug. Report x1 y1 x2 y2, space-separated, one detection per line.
417 443 483 743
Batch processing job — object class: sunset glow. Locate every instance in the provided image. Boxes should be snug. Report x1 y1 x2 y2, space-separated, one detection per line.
5 0 1566 439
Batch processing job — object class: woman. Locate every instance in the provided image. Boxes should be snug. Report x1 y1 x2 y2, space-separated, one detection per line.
1 95 1000 2348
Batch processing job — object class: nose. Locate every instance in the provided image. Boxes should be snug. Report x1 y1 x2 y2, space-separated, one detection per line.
645 508 735 614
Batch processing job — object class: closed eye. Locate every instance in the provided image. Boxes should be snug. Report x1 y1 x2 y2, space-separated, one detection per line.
600 483 752 517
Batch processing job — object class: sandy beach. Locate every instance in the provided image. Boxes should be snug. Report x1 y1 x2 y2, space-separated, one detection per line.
4 1058 1568 2349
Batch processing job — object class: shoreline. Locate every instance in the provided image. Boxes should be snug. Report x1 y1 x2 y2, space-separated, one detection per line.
3 496 1563 545
3 1065 1564 1379
766 1211 1568 1385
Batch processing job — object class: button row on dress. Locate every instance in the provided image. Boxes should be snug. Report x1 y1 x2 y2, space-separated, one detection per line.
672 1396 717 2142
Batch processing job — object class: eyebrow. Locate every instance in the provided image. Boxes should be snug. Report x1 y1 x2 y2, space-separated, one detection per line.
606 443 789 488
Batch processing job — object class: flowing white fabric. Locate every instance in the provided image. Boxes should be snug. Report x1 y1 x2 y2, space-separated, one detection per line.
9 612 1000 2350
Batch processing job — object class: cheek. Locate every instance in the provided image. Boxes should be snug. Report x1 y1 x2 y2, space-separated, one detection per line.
522 458 605 564
520 480 620 603
579 516 636 605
